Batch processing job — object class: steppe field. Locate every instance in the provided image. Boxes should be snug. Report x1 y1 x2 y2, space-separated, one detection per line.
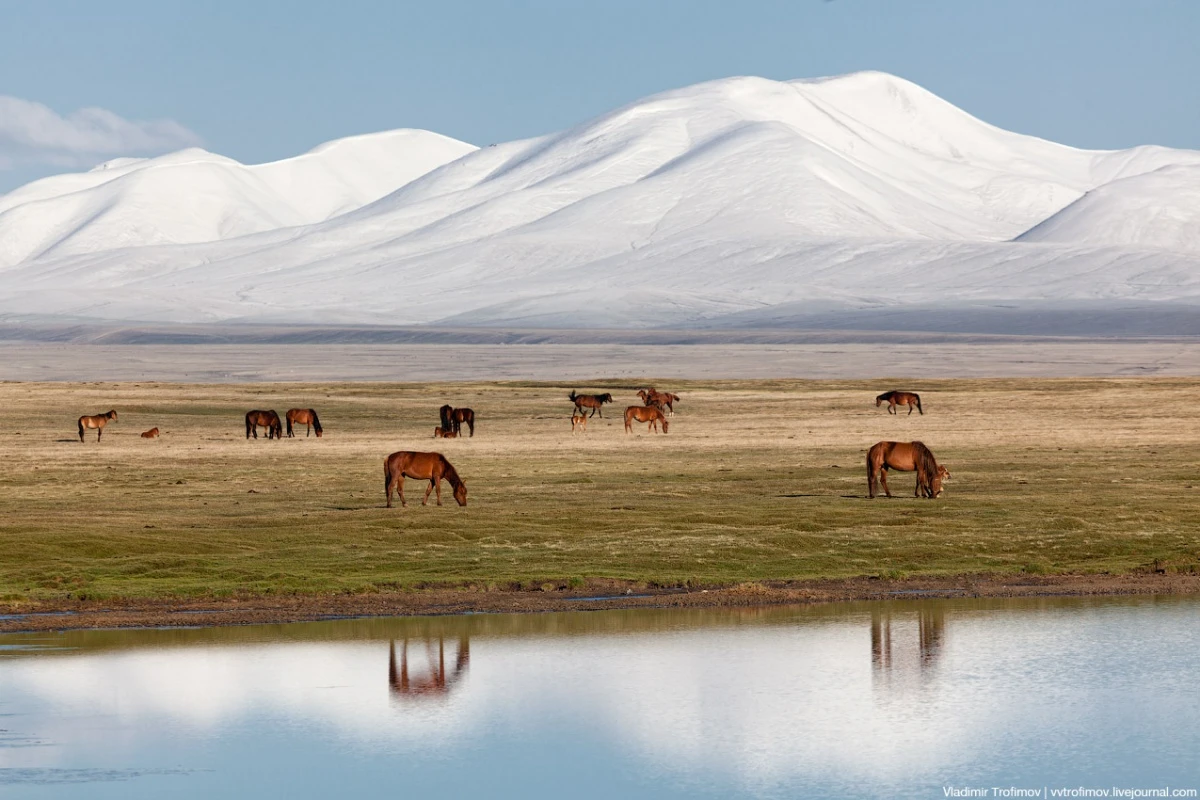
0 378 1197 602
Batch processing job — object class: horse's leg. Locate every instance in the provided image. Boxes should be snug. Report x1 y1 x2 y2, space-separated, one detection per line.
78 422 85 443
880 468 892 498
435 477 443 506
468 418 474 437
423 479 435 506
97 425 103 442
907 403 914 416
397 476 407 507
385 469 394 508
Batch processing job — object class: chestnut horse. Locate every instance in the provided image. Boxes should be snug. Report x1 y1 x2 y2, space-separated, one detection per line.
384 451 468 508
140 428 160 439
78 410 117 442
285 408 323 438
876 391 923 415
569 390 613 418
624 405 669 434
245 410 283 440
866 441 949 499
433 426 457 439
639 388 680 414
389 638 470 699
451 407 475 437
571 412 588 434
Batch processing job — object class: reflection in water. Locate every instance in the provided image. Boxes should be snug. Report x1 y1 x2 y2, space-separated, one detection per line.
871 606 945 677
388 637 470 701
2 597 1198 799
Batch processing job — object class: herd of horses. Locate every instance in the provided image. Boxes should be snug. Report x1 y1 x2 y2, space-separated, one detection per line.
73 385 949 507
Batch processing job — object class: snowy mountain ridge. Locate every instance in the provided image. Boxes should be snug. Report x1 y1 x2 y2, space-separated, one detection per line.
1 71 1197 332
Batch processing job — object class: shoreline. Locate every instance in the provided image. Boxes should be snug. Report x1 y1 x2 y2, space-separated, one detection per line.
4 572 1197 633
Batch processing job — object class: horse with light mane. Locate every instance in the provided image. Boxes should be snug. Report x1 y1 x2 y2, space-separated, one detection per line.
569 391 613 418
286 408 323 438
876 391 923 415
866 441 949 499
78 410 117 442
384 451 468 508
245 410 283 440
624 405 669 434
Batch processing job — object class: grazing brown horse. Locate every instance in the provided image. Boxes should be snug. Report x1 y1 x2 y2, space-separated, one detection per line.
866 441 949 499
245 410 283 440
570 390 613 418
624 405 669 434
639 388 680 414
78 410 117 442
384 451 468 508
876 391 923 415
285 408 323 438
433 426 457 439
571 412 588 434
140 427 160 439
450 407 475 437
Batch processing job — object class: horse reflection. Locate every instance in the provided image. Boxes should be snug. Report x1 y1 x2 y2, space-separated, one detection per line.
388 638 470 700
870 606 945 675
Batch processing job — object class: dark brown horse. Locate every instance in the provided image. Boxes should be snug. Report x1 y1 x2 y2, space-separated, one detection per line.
570 390 613 418
78 410 117 442
245 410 283 440
140 427 160 439
439 404 454 431
866 441 949 499
624 405 669 434
876 391 923 415
285 408 323 438
384 451 468 508
639 388 680 413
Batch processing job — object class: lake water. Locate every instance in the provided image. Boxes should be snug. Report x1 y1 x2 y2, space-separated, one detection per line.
2 596 1197 799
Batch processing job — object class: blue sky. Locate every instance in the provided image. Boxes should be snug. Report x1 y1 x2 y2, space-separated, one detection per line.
1 0 1198 191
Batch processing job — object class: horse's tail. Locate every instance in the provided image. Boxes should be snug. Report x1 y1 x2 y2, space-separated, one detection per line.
285 412 294 437
78 417 85 441
915 394 923 415
568 390 577 403
245 412 253 439
310 410 322 435
866 442 880 498
911 441 937 495
384 457 393 505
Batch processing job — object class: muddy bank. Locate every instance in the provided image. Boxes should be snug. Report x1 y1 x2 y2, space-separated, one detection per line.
3 573 1197 633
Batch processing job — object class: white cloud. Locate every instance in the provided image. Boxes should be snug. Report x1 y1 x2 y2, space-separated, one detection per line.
0 95 203 169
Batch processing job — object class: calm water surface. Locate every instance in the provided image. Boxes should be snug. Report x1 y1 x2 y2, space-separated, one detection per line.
1 596 1198 799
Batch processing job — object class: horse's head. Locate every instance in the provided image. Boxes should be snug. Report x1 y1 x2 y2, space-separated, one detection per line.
938 465 951 481
434 427 444 438
453 481 468 506
661 419 669 434
875 397 883 407
109 410 118 421
637 390 648 401
930 469 947 498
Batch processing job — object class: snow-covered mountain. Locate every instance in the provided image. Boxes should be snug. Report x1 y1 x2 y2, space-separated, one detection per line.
1 71 1197 331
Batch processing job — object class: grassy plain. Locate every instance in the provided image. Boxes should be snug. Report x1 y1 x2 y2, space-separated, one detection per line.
0 378 1197 603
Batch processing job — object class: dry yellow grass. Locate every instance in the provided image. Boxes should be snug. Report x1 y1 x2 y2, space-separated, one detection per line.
1 378 1198 601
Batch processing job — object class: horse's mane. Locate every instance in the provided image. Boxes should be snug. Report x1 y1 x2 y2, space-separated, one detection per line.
911 441 938 485
309 409 322 434
876 392 893 401
441 457 463 490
